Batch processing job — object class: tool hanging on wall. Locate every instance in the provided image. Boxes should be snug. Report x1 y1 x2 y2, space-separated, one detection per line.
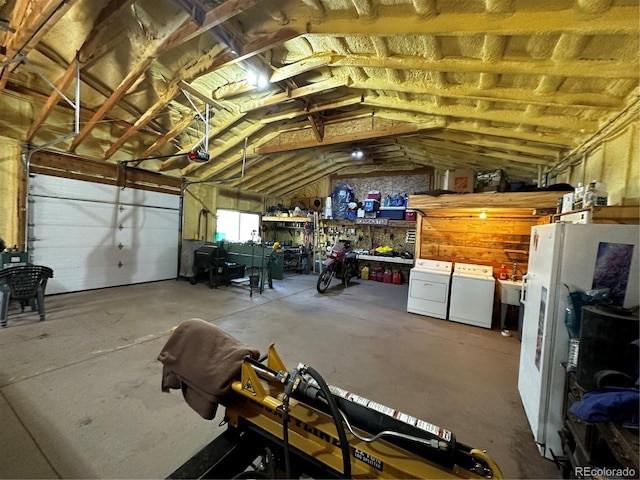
197 208 210 241
302 220 314 251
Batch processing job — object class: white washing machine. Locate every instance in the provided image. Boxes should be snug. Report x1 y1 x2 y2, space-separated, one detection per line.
407 259 453 320
449 263 495 329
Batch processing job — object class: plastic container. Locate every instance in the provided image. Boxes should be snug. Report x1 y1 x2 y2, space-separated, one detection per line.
499 264 507 280
370 271 378 281
361 265 369 280
582 181 608 207
364 199 380 212
379 207 405 220
392 271 402 284
367 190 381 200
383 268 392 283
573 182 584 209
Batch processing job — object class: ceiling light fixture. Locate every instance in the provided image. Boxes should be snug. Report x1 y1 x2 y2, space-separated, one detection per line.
351 149 364 159
246 70 269 89
479 209 487 219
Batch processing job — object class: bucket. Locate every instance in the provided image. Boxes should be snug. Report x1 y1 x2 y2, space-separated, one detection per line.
361 265 369 280
249 274 260 287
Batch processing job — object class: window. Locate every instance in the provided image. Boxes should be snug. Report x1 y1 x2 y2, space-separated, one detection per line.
216 209 260 242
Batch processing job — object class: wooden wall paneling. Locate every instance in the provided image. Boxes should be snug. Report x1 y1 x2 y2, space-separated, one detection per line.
418 215 541 279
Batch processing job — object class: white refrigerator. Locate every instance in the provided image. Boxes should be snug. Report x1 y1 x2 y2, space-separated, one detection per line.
518 223 639 460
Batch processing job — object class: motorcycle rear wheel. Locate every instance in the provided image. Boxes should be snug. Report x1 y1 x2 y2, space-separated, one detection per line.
343 263 357 287
316 270 333 293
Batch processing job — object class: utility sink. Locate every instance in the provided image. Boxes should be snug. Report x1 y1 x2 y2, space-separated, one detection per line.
498 279 523 306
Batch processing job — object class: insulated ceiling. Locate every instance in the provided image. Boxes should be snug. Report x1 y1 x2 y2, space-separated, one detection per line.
0 0 638 197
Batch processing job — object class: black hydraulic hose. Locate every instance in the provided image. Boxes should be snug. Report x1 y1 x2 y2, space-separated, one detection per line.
305 366 351 479
282 405 291 478
281 384 293 479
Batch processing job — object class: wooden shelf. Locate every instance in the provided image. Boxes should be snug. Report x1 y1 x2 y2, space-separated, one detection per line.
408 191 571 210
553 205 639 224
357 254 414 265
321 219 415 227
262 216 313 223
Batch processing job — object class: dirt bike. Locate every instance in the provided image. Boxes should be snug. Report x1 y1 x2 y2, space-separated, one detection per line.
316 241 359 293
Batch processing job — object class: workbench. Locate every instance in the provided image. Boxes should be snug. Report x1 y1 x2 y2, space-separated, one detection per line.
223 243 273 296
356 254 414 265
356 254 414 284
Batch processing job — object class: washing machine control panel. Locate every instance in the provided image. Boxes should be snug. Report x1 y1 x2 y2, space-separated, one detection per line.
414 259 452 273
454 263 493 277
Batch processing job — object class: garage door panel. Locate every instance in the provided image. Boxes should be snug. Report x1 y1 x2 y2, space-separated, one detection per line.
30 176 122 204
30 176 179 209
30 225 118 249
32 198 120 228
29 175 179 294
48 264 135 293
117 190 178 208
35 239 178 294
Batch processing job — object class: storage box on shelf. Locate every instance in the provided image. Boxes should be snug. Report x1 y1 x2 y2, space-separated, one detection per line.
379 207 405 220
363 199 380 212
551 205 640 225
476 169 508 193
443 168 475 193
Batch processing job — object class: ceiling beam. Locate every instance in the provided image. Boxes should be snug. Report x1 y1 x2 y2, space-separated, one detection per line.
328 52 636 81
104 27 298 159
254 121 444 155
270 53 334 83
362 96 598 133
347 73 623 111
302 5 637 36
70 0 275 154
0 0 77 92
260 94 363 124
241 76 352 112
307 115 323 142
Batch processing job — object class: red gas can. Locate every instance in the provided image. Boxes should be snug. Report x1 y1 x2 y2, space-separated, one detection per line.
383 268 392 283
370 271 378 281
392 271 402 284
377 267 384 282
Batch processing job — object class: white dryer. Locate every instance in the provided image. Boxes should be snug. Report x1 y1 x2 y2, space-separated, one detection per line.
407 259 453 320
449 263 495 329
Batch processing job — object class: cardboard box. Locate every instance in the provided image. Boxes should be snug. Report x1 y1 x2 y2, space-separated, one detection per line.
562 193 574 213
444 169 475 193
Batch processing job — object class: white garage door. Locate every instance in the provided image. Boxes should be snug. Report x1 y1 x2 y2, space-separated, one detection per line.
28 175 180 294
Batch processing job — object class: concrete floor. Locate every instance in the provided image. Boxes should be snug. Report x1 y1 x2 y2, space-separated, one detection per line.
0 273 561 479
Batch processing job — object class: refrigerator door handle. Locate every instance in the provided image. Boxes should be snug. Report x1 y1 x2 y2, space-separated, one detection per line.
521 273 530 304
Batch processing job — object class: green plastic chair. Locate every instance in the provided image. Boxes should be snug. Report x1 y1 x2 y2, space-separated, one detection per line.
0 265 54 328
